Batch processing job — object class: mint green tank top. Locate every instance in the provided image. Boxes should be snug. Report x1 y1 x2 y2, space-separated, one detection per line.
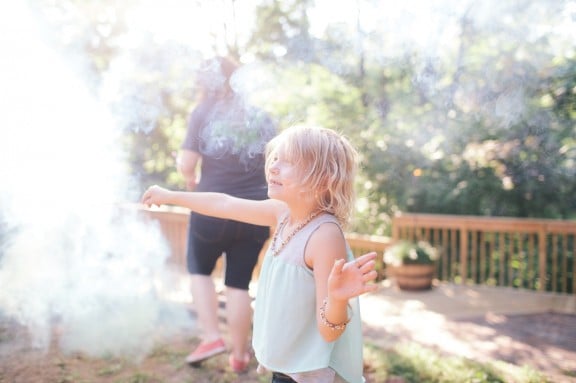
252 213 365 383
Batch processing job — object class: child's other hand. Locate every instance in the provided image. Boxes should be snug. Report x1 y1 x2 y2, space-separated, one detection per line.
328 251 378 301
141 185 170 208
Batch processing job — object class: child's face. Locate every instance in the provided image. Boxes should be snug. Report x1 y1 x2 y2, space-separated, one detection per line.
266 151 304 202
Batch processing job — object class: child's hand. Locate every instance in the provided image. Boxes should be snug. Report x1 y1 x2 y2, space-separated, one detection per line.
327 252 379 302
141 185 170 208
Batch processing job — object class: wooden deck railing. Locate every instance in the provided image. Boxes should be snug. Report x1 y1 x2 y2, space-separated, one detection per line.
137 207 575 294
392 214 576 294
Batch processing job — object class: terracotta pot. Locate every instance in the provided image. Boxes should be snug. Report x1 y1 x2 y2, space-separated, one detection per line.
386 264 435 291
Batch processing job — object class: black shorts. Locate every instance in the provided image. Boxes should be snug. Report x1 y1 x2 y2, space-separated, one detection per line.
186 213 269 290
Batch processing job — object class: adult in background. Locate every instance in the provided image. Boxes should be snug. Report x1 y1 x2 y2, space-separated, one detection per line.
177 56 276 373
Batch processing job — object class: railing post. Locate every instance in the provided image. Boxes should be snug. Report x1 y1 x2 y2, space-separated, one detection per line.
392 216 399 241
538 228 546 292
460 227 468 284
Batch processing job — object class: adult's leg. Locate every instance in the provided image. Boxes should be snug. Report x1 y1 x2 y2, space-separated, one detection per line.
185 274 228 364
185 213 228 363
223 230 267 371
225 286 252 361
190 274 221 342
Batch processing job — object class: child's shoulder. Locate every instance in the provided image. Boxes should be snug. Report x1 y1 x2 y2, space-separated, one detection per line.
309 216 346 246
313 218 344 239
305 217 347 268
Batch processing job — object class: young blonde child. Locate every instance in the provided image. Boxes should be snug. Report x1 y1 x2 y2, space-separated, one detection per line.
142 125 378 383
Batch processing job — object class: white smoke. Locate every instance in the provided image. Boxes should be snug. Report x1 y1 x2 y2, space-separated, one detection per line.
0 1 193 360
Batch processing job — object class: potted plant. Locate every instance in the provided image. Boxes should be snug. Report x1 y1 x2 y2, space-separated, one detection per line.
383 240 439 291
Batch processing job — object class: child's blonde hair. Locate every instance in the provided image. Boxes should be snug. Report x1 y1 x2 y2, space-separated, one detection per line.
265 126 358 226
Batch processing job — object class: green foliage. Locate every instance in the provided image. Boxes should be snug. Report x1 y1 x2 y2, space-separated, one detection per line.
30 0 576 235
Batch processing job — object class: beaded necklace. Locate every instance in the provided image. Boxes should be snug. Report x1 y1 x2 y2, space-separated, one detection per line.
271 211 323 257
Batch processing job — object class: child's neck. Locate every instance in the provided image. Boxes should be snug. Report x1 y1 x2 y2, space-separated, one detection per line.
287 204 322 226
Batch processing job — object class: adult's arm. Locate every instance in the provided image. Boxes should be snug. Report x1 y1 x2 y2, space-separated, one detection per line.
177 149 201 191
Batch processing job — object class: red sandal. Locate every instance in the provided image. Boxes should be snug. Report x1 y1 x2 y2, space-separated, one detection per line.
228 352 250 373
185 338 226 365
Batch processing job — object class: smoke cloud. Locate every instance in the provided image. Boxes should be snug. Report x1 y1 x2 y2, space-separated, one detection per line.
0 1 193 360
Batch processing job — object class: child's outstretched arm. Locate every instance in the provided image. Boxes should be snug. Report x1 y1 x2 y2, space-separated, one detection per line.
141 185 282 227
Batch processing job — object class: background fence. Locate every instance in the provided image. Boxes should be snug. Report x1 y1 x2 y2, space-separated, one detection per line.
138 207 575 294
393 214 576 294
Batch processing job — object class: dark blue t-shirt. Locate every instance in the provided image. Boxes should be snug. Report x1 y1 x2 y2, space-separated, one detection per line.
181 96 276 199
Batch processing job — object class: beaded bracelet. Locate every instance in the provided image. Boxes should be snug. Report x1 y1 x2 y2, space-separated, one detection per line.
319 298 351 331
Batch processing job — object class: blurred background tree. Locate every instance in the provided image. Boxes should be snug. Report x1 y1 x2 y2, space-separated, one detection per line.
30 0 575 235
